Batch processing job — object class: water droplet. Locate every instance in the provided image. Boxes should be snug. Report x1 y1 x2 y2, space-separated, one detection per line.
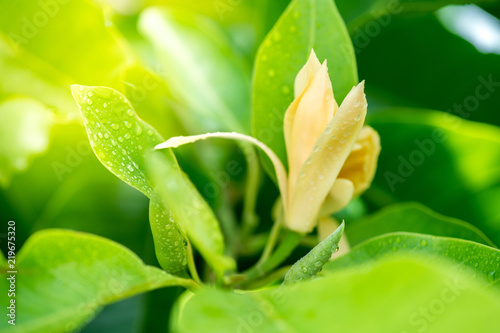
305 158 312 165
118 137 124 143
334 246 339 253
87 99 93 105
474 262 479 268
88 91 93 97
314 261 322 267
420 239 428 247
324 126 332 134
111 123 119 130
124 133 131 139
318 174 324 180
313 146 320 153
127 110 134 116
104 133 109 139
78 86 85 92
353 100 360 107
97 132 103 138
320 250 327 256
106 161 113 166
124 121 132 129
138 145 143 150
354 114 361 121
111 139 117 146
127 164 134 172
147 130 154 136
488 271 497 283
103 103 108 108
302 267 308 273
135 125 142 135
339 138 346 144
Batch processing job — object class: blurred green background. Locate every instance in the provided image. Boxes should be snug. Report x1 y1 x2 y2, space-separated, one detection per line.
1 0 500 331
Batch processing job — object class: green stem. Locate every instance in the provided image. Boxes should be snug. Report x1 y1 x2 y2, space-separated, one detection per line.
239 143 261 235
241 231 303 284
186 240 202 285
257 215 283 264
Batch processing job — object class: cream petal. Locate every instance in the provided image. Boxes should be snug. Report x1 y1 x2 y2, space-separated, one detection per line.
286 81 367 233
337 126 381 196
294 49 322 98
287 62 336 204
318 217 350 259
319 178 354 217
155 132 288 213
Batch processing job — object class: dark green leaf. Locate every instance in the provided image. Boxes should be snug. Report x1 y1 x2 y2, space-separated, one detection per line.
347 202 495 247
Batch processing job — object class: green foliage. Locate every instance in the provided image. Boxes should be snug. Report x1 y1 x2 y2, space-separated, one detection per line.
368 109 500 244
2 0 500 331
347 202 495 247
0 229 193 333
325 233 500 287
147 152 235 275
173 257 500 332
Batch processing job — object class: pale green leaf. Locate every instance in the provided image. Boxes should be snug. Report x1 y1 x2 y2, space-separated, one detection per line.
0 229 193 333
147 151 236 275
325 233 500 287
173 257 500 332
138 7 251 133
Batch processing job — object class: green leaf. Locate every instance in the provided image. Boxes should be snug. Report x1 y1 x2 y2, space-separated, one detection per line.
0 229 194 333
252 0 357 176
284 222 344 284
0 0 132 119
367 108 500 245
138 7 251 133
71 85 163 198
336 0 496 32
173 257 500 332
325 233 500 287
71 85 188 274
0 97 53 186
347 202 495 247
149 194 188 274
147 151 236 275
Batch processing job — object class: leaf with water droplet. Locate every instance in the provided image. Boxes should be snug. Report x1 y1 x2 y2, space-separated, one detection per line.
72 85 188 274
149 194 188 273
147 151 236 275
284 222 345 284
325 232 500 289
72 85 163 197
